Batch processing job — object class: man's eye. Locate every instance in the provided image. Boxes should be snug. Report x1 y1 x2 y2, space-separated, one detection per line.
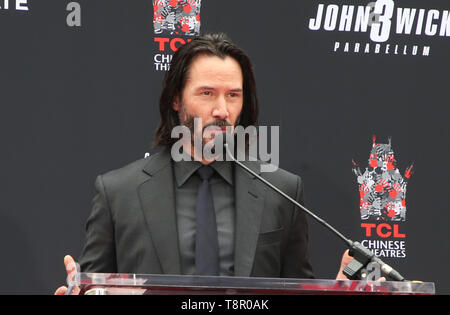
202 91 212 96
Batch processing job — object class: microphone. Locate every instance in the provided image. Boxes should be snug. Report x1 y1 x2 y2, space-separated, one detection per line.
216 133 406 282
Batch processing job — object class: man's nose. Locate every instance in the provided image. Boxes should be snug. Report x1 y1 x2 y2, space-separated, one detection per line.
212 97 229 119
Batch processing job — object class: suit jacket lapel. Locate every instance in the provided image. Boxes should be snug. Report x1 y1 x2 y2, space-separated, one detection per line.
138 148 181 275
234 160 266 277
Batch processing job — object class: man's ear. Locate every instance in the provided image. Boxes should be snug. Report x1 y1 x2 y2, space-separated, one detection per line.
172 95 180 112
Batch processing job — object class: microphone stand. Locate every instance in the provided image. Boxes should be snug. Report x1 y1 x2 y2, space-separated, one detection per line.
223 143 406 281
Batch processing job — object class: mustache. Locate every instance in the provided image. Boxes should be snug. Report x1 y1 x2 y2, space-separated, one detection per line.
203 119 232 130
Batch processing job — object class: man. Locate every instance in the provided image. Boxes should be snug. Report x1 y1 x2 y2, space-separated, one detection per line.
55 33 351 295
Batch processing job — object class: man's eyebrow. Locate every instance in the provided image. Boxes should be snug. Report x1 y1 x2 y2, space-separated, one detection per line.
196 86 243 92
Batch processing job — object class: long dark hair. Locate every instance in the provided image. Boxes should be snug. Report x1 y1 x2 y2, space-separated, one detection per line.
153 33 259 147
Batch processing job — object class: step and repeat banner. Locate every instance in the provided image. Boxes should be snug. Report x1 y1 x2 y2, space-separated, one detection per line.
1 0 449 294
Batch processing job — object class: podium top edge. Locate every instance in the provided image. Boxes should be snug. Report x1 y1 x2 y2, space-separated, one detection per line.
68 273 435 295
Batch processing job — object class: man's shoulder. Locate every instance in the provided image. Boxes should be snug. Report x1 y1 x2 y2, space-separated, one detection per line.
262 164 302 191
101 158 147 180
247 159 300 182
264 164 299 180
99 150 169 189
241 159 302 195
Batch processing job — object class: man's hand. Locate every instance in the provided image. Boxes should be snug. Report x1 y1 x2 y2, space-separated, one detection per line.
54 255 80 295
335 250 386 281
335 250 353 280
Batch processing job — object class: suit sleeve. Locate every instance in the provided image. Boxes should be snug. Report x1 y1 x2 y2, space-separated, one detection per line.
281 175 315 278
78 175 118 273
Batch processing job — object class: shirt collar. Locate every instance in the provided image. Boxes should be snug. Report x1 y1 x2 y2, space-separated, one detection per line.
210 160 234 186
173 158 234 187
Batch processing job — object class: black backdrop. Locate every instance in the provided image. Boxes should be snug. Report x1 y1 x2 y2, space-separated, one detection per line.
1 0 449 294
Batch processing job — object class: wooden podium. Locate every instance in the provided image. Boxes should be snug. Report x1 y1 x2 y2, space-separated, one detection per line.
66 273 435 295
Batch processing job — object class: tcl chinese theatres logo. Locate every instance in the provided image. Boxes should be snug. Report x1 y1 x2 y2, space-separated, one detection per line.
152 0 202 71
153 0 201 36
352 136 413 222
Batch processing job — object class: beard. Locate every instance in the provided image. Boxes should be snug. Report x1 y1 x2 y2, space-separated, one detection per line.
177 103 238 146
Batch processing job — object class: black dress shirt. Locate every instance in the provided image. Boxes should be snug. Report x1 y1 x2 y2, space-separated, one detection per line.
172 159 236 276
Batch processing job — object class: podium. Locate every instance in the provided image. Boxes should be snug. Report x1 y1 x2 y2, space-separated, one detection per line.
67 273 435 295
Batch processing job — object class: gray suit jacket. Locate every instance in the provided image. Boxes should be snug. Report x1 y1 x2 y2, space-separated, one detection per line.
79 147 314 278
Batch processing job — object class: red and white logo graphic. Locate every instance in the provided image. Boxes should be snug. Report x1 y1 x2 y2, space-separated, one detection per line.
152 0 202 71
153 0 202 36
353 135 413 221
353 136 413 259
